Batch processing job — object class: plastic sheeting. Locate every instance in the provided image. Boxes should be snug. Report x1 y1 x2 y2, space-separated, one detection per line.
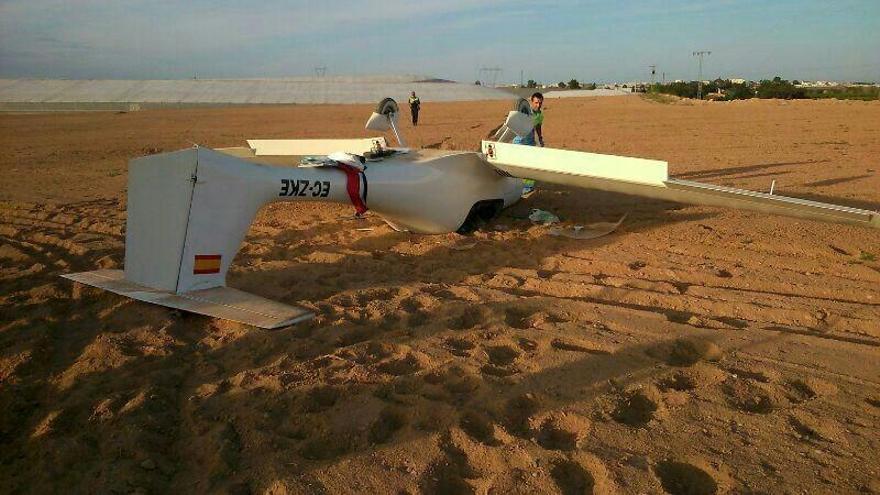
0 76 513 106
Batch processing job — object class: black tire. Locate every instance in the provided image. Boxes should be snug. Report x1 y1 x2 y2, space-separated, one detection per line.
376 98 399 116
514 97 531 115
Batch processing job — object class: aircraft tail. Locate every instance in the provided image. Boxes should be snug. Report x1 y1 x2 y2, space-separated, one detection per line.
63 147 355 328
125 147 268 293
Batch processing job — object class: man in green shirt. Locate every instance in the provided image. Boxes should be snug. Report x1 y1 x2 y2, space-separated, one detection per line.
513 92 544 146
513 92 544 195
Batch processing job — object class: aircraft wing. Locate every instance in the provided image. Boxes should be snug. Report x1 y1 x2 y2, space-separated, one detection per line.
247 138 386 156
481 141 880 229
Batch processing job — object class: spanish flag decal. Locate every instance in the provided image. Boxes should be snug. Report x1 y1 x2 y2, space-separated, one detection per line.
193 254 221 274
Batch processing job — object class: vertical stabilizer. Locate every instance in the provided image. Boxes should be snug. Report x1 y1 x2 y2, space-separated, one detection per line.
174 148 277 293
124 147 272 294
125 147 350 295
124 148 198 292
66 146 353 328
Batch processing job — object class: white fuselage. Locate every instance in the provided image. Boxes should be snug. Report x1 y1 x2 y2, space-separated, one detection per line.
264 149 524 233
361 149 523 233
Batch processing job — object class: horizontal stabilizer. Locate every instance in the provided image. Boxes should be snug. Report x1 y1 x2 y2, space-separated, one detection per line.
63 270 314 329
482 141 879 229
247 138 385 156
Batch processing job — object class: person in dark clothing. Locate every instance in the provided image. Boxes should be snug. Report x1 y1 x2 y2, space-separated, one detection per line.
408 91 421 126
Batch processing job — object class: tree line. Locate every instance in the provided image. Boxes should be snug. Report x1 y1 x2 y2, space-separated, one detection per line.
652 77 879 101
474 79 596 90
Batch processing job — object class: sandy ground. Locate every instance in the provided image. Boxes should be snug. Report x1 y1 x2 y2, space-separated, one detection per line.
1 95 879 494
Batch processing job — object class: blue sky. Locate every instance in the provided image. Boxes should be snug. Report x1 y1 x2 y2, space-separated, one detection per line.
1 0 878 83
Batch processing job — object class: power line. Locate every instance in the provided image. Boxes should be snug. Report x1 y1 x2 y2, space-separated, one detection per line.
478 67 503 87
692 51 711 99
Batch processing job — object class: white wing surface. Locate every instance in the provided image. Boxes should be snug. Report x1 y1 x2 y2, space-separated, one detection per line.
482 141 879 229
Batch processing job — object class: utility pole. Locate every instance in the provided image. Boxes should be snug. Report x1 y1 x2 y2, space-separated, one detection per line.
649 65 656 85
314 66 327 78
520 69 524 88
662 71 666 84
692 51 711 99
479 67 503 87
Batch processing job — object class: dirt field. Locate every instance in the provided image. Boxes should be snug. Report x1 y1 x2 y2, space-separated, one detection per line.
1 95 879 494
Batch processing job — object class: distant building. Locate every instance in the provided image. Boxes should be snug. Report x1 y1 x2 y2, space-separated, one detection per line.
799 80 840 88
731 78 747 84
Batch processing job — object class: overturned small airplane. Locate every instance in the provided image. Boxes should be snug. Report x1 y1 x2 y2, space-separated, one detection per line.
63 98 880 329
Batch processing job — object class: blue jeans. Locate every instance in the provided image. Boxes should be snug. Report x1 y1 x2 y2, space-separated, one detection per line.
512 134 537 195
512 133 535 146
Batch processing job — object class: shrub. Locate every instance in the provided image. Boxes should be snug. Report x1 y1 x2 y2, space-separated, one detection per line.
725 83 755 100
756 77 805 99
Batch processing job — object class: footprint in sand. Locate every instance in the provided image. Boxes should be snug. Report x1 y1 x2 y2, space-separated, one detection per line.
355 287 401 305
459 409 501 446
377 351 428 376
485 345 520 366
353 341 400 365
300 432 353 461
369 406 409 444
534 411 591 451
788 410 844 443
401 292 438 312
481 344 522 377
505 393 541 436
509 309 568 329
336 328 385 347
612 386 666 427
504 307 540 329
408 309 431 327
723 366 780 384
300 385 340 412
419 431 494 495
787 377 838 402
723 379 785 414
444 337 476 357
550 452 615 495
664 338 723 367
424 365 483 402
654 460 719 495
420 461 473 495
517 337 539 352
451 305 493 330
658 363 727 392
551 458 596 495
442 368 483 397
